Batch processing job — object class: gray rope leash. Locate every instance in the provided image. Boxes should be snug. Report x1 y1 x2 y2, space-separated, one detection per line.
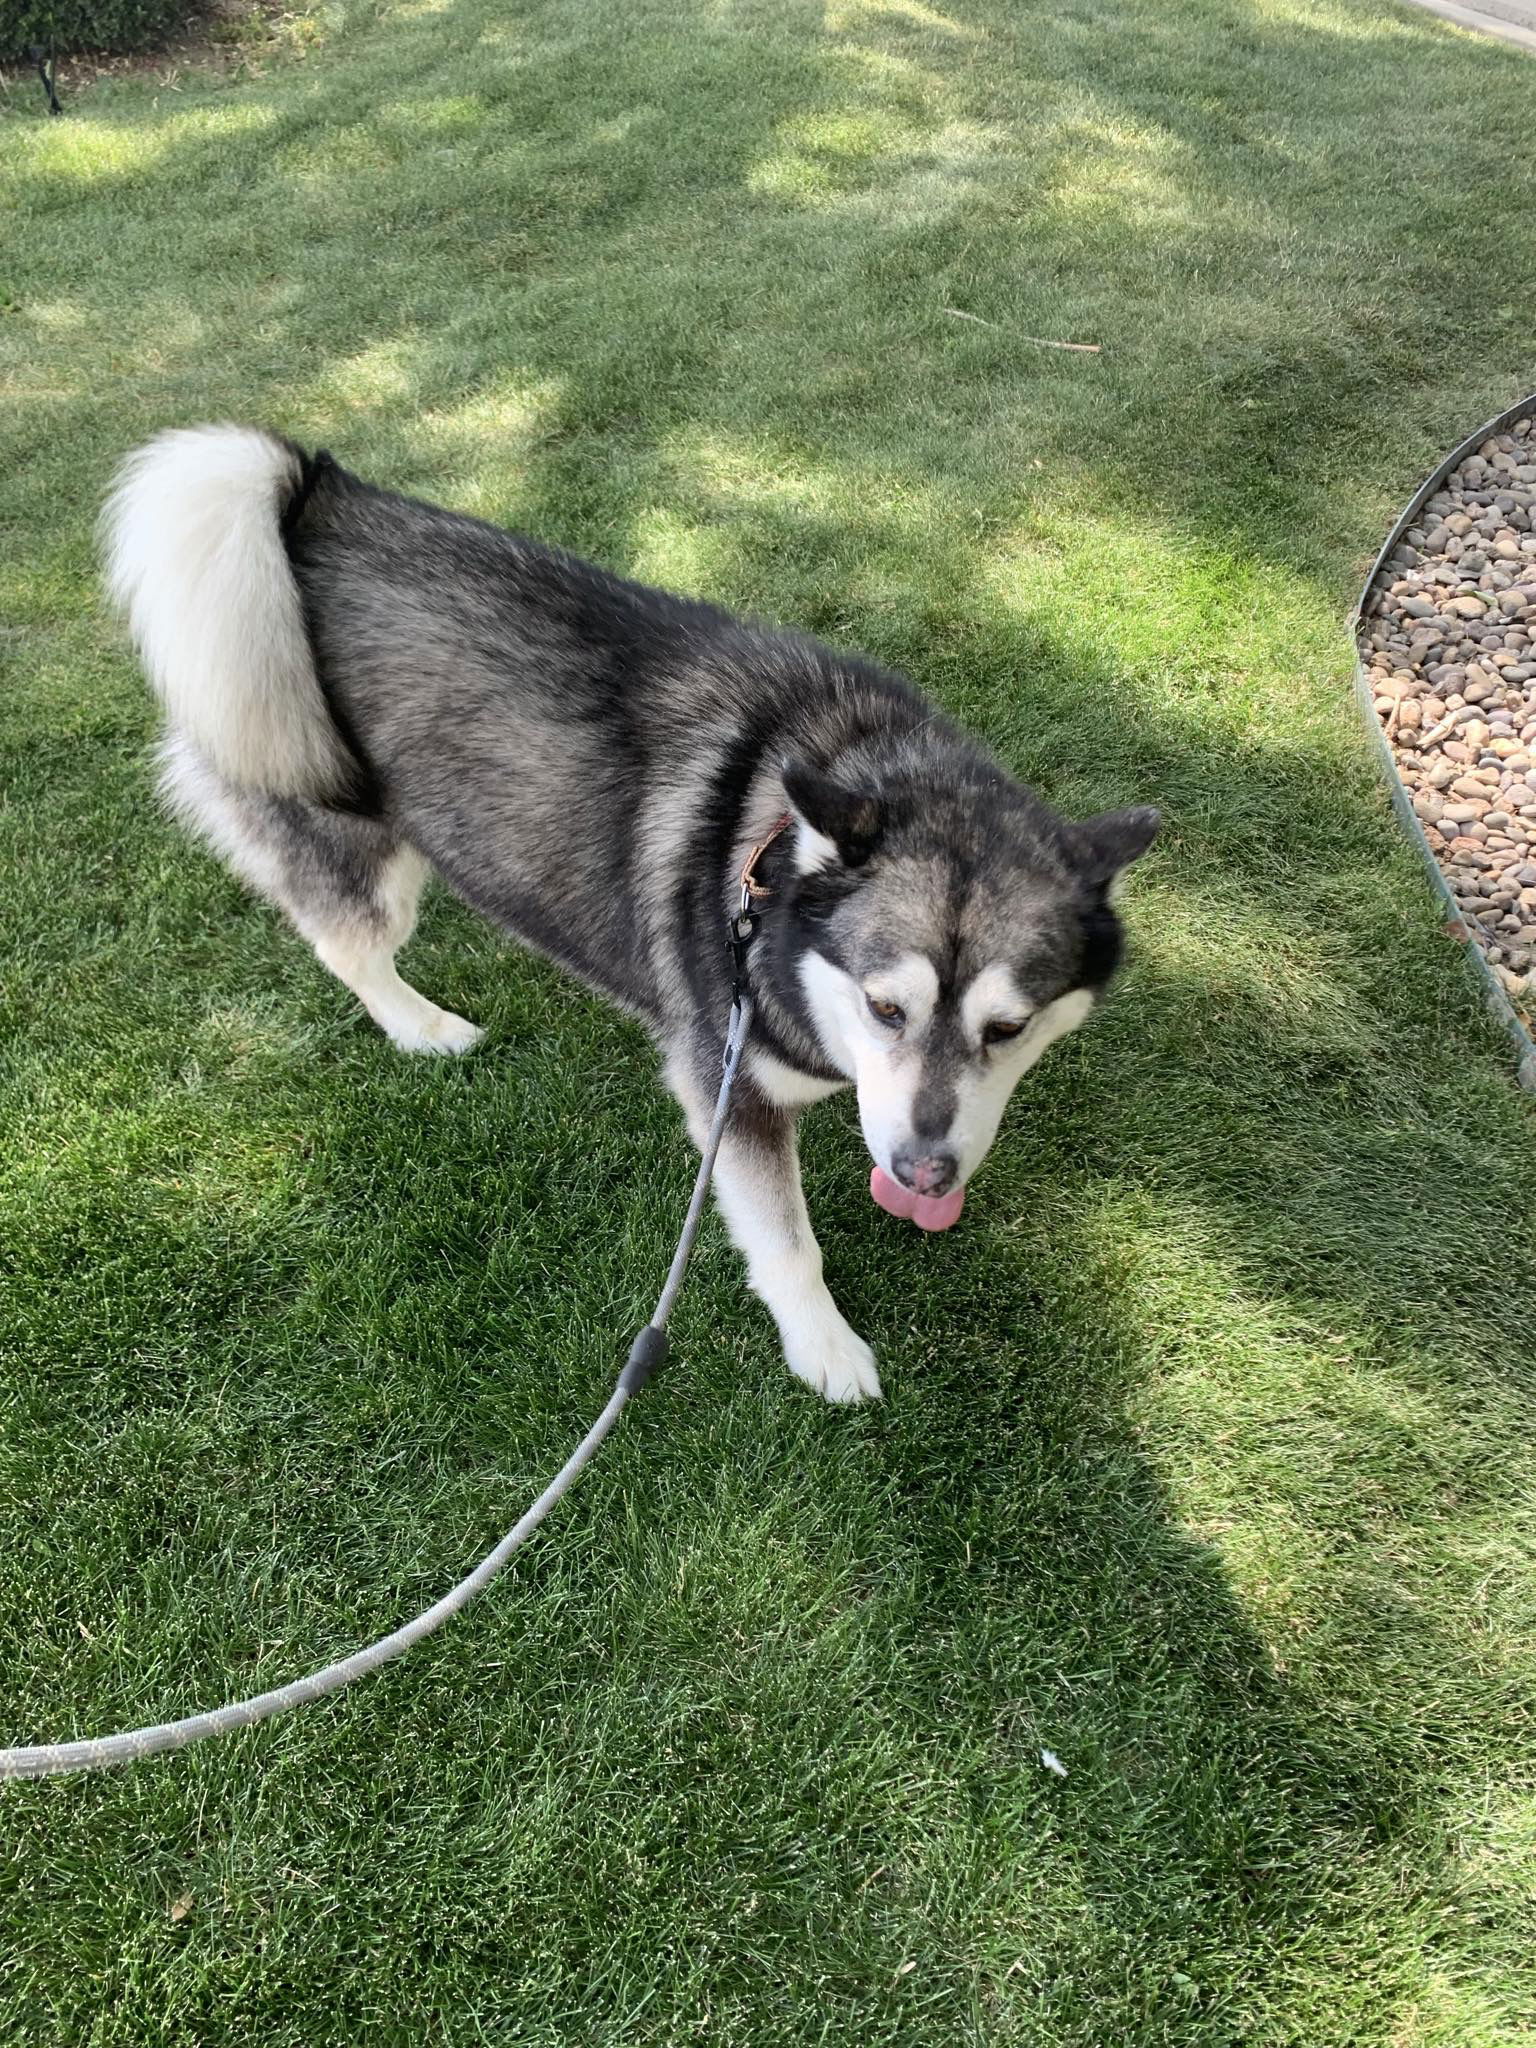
1 994 755 1782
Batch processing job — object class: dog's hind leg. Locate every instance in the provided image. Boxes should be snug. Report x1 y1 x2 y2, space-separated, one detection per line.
306 858 484 1055
667 1058 881 1404
159 734 483 1054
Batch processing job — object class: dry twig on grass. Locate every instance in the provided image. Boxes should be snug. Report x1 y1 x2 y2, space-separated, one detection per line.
941 308 1101 353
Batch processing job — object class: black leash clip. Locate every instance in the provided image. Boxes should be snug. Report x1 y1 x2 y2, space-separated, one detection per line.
727 866 765 1000
727 886 759 989
729 811 788 996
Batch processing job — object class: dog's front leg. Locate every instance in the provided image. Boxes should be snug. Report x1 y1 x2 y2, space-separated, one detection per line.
668 1061 881 1404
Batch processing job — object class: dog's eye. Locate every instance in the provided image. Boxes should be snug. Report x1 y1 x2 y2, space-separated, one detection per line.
867 997 905 1028
983 1018 1027 1046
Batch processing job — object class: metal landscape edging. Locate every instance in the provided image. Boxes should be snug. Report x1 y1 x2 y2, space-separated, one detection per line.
1352 390 1536 1093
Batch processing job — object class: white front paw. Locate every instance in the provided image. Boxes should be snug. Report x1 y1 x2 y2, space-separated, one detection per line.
388 1007 484 1056
422 1009 485 1055
783 1304 883 1405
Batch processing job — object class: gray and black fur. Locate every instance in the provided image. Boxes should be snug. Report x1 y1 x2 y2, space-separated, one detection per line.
103 425 1158 1402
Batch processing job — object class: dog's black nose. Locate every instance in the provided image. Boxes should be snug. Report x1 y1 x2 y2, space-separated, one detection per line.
891 1148 957 1197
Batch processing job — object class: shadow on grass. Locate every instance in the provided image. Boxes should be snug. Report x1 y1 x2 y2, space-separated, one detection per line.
4 881 1526 2039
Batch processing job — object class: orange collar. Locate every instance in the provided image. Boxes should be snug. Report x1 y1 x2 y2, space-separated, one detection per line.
739 812 793 904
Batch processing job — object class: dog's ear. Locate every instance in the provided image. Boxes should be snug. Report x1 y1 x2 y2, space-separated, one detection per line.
1071 805 1161 883
783 758 884 868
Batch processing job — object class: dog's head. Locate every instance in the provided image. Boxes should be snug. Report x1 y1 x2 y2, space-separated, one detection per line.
783 752 1158 1199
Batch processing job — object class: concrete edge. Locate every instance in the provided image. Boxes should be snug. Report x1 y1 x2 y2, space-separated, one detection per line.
1401 0 1536 55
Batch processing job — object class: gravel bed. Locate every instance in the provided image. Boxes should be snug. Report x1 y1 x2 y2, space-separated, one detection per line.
1359 411 1536 1017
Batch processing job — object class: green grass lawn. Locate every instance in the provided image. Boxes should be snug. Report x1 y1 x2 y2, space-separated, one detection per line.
3 0 1536 2039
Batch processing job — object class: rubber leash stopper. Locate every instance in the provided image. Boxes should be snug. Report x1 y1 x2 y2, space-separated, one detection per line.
619 1324 670 1394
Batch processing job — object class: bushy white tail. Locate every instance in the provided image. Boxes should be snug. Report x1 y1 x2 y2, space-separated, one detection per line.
102 425 353 799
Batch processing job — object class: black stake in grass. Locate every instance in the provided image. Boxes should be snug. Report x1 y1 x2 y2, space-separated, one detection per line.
30 41 62 115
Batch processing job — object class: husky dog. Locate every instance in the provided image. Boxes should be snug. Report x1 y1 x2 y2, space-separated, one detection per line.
103 426 1157 1404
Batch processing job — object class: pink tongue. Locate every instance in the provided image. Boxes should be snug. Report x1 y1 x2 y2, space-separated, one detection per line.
869 1165 966 1232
